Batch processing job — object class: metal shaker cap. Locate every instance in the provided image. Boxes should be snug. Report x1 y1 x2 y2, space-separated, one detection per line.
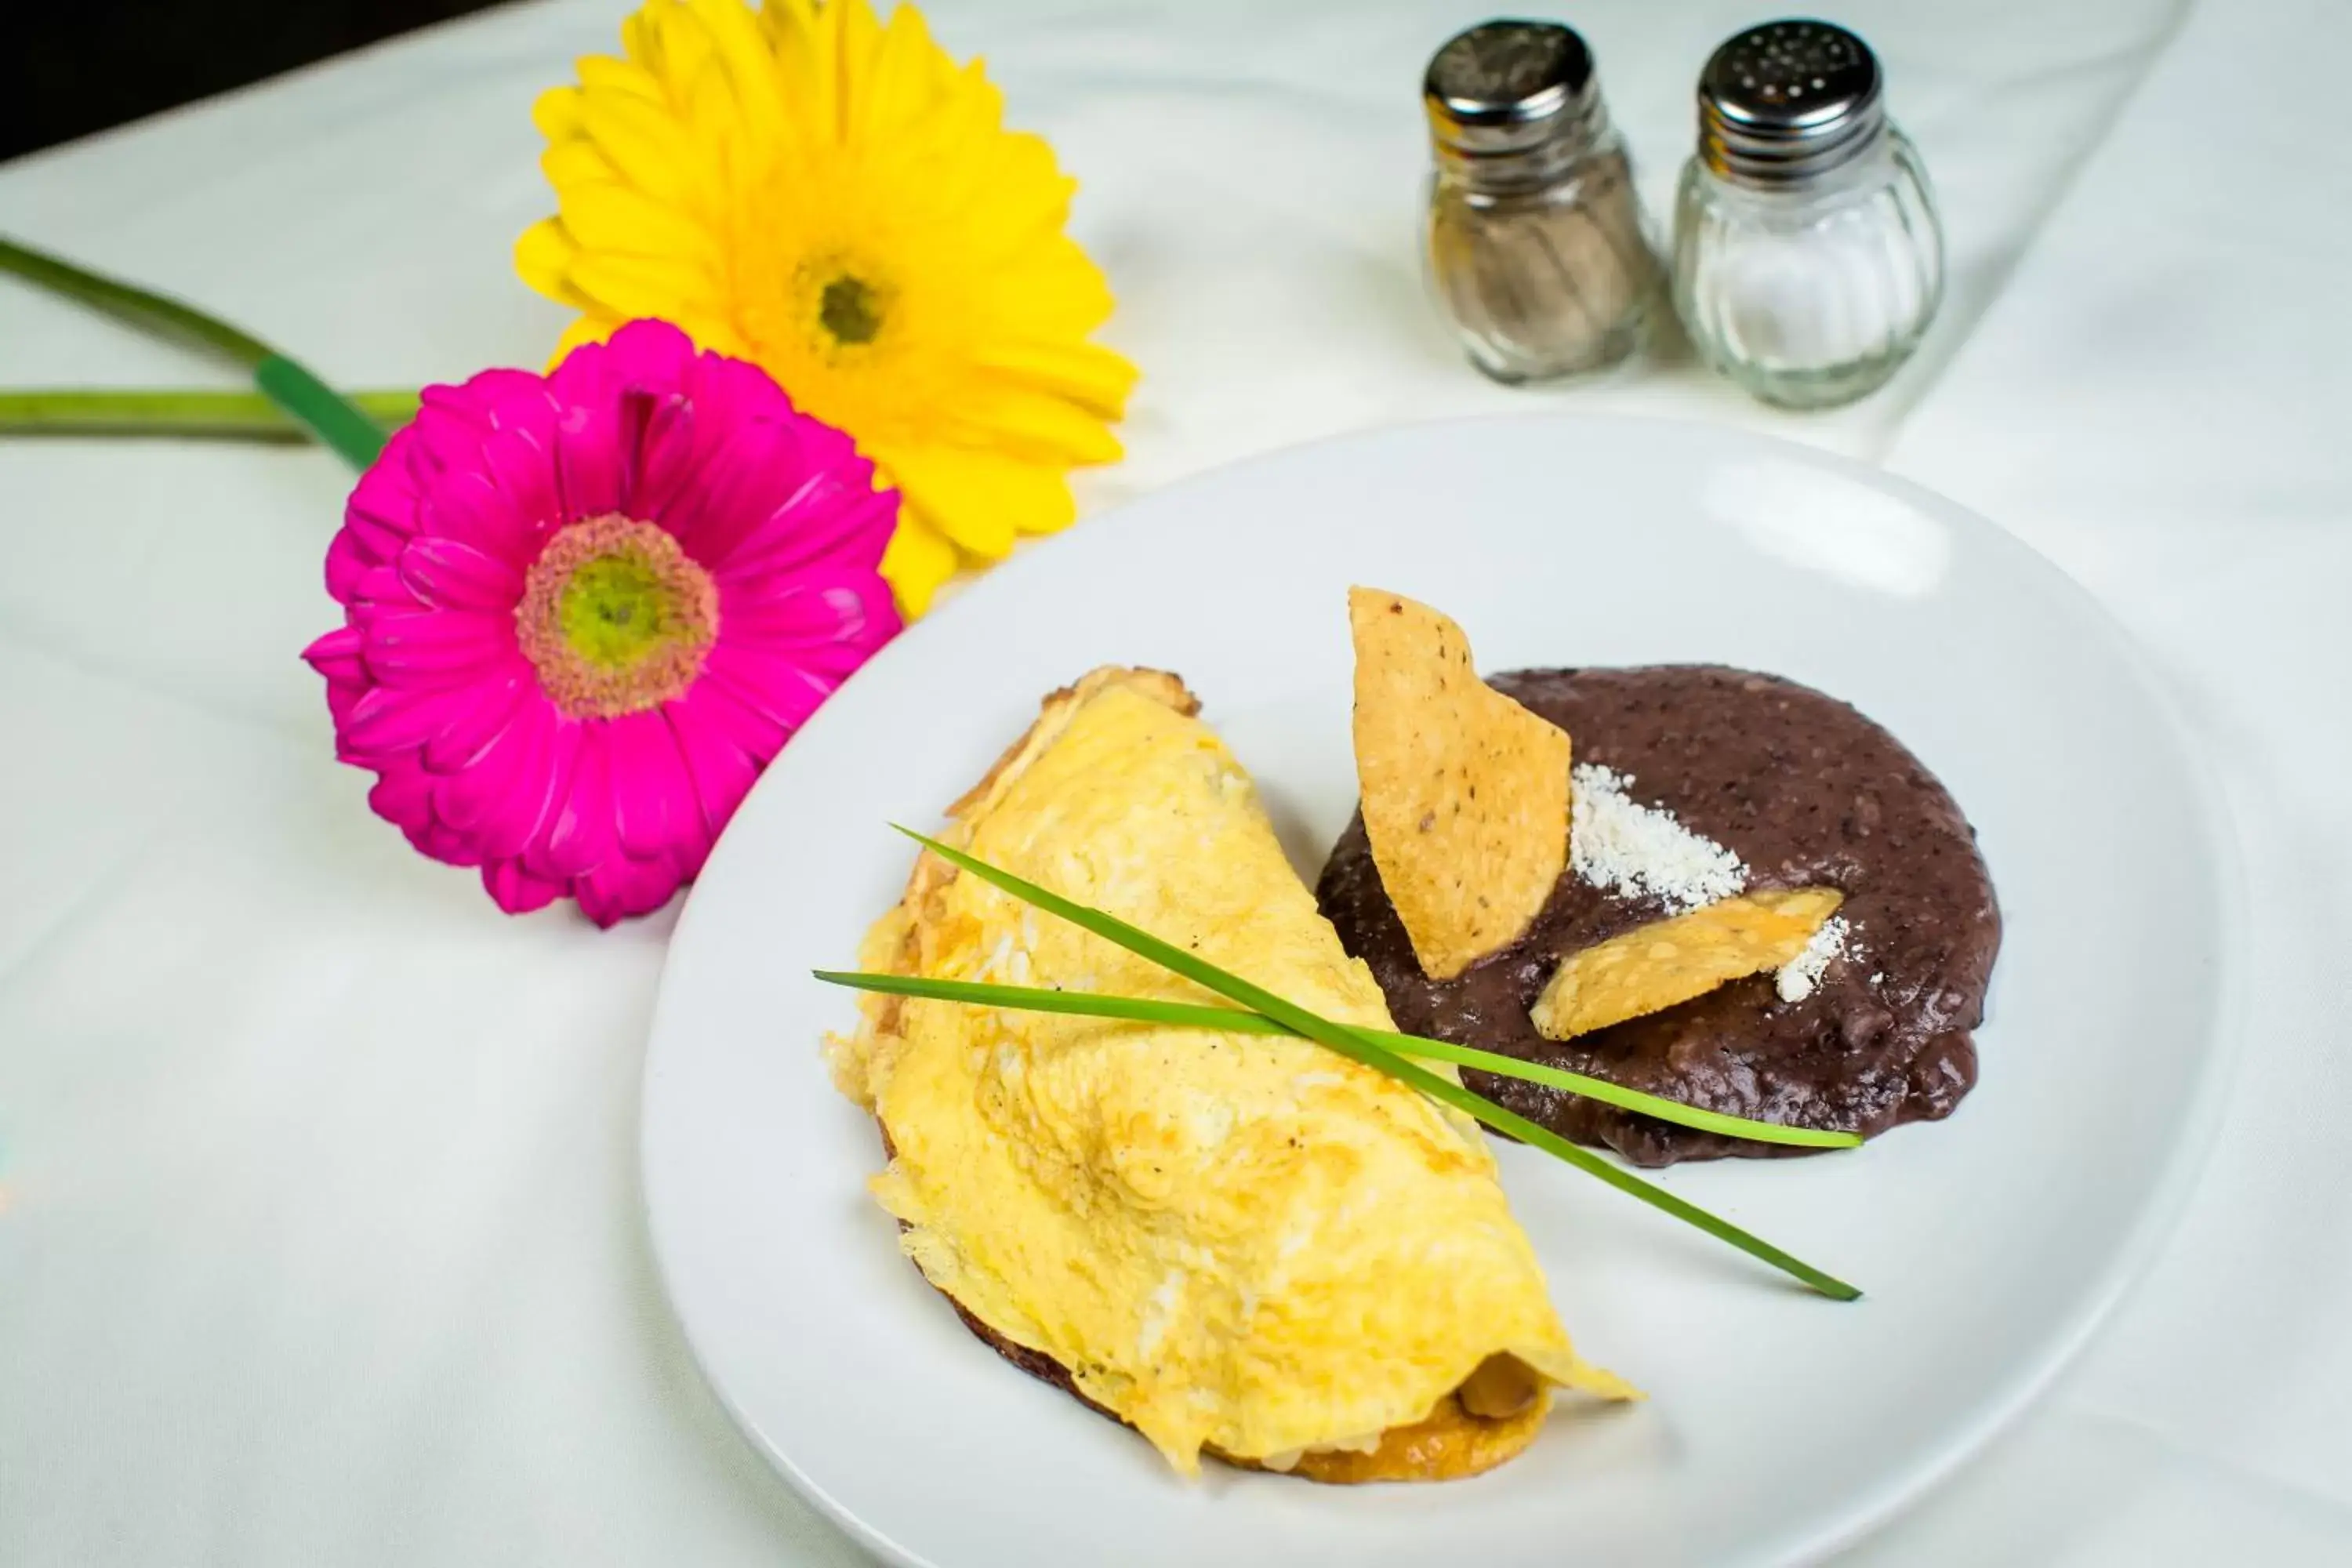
1424 20 1599 158
1697 20 1886 185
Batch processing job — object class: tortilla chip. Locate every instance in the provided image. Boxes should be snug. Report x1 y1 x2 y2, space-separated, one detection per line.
1350 586 1572 980
1530 888 1844 1040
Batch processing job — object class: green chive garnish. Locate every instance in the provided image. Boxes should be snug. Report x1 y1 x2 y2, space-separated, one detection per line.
812 970 1857 1151
877 827 1860 1301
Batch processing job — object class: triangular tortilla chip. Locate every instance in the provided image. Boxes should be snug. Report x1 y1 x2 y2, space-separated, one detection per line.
1349 586 1571 980
1530 888 1844 1040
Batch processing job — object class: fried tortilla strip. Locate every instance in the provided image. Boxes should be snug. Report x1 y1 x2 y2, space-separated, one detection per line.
1531 888 1846 1040
1350 586 1572 980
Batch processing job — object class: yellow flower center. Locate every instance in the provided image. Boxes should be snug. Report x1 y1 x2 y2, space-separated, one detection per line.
517 514 719 720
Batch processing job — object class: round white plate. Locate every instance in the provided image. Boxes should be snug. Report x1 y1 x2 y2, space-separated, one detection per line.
641 416 2238 1568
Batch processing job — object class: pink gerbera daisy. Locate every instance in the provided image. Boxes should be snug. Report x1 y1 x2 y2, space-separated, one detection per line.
303 319 902 925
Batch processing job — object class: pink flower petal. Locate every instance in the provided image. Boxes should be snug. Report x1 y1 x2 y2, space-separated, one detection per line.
480 426 565 551
420 669 527 774
554 398 626 521
302 625 367 687
432 699 539 835
405 399 499 482
602 318 699 384
664 699 760 843
689 350 794 427
713 485 899 584
625 391 711 525
368 761 437 833
574 851 685 927
603 710 701 861
343 431 423 560
482 857 564 916
361 609 514 685
468 699 572 861
701 644 838 735
325 528 376 604
342 684 470 760
400 536 524 612
536 724 618 879
352 564 418 610
419 469 535 566
408 816 485 868
676 677 786 761
423 371 562 448
666 423 811 568
720 572 896 652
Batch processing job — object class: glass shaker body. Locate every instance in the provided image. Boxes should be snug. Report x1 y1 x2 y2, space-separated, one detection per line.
1425 133 1657 383
1421 21 1660 385
1671 20 1945 410
1673 128 1942 409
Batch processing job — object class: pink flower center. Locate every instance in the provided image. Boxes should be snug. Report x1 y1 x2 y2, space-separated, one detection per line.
515 514 718 720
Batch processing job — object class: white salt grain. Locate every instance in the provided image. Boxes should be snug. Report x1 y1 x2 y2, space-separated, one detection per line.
1777 916 1849 1004
1570 764 1747 913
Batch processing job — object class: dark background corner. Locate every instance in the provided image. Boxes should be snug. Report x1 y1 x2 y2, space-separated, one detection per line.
2 0 515 162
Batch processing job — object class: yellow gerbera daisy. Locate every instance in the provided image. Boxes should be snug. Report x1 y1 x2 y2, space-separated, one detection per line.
516 0 1138 615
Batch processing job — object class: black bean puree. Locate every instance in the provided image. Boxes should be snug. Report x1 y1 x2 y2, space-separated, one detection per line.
1316 666 1999 1167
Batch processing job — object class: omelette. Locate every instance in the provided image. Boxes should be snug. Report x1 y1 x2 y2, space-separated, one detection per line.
827 666 1635 1483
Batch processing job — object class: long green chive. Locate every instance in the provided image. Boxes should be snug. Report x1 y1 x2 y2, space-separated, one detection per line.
0 235 388 469
887 828 1859 1301
812 971 1858 1151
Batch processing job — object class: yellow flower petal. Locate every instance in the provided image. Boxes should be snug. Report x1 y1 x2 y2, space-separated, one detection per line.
887 442 1076 559
532 85 586 141
684 0 789 145
578 54 667 103
579 88 707 208
514 218 592 310
854 3 954 143
879 510 960 619
568 250 721 320
974 340 1138 420
557 180 713 260
523 0 1134 616
951 383 1125 467
541 139 619 193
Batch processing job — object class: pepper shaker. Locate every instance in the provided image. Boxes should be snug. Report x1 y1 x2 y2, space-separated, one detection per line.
1421 21 1662 383
1671 20 1944 408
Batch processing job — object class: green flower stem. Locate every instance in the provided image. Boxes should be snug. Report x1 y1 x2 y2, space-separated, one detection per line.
0 388 420 440
0 234 388 470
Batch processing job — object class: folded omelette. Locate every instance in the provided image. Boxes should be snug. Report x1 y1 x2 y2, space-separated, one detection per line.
828 667 1634 1482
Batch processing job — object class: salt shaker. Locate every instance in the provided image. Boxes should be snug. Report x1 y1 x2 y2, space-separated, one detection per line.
1422 20 1661 383
1671 20 1944 408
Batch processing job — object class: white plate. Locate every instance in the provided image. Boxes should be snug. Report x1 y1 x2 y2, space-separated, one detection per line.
641 416 2238 1568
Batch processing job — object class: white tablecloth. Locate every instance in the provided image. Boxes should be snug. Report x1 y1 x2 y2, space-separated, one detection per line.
6 0 2342 1561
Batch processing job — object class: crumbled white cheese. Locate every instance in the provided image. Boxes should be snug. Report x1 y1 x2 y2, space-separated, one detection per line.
1777 916 1849 1003
1570 764 1747 913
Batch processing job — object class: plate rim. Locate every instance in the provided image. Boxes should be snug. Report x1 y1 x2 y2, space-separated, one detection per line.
640 411 2249 1568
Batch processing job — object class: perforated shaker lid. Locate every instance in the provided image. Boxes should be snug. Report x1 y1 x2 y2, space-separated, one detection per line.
1697 20 1886 183
1424 20 1600 156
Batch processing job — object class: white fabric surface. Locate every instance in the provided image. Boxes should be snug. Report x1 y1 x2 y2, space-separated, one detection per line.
9 0 2337 1560
1860 0 2352 1557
